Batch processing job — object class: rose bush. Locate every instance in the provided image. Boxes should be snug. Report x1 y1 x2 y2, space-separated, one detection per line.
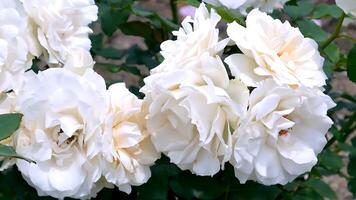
0 0 355 200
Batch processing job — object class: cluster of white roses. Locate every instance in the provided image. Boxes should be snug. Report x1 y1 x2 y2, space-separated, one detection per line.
0 0 336 199
0 0 159 199
143 3 335 185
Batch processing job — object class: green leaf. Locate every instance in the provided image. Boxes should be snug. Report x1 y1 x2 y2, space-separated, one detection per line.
184 0 200 7
119 21 154 39
337 142 354 152
0 113 22 141
96 63 141 76
329 125 343 141
305 178 337 200
131 6 178 30
99 1 134 36
312 4 343 18
296 20 328 42
293 187 324 200
349 178 356 198
323 59 334 78
229 182 282 200
90 33 104 53
348 148 356 178
136 157 179 200
318 150 343 172
0 168 53 200
0 145 33 163
214 6 245 24
170 172 225 200
324 43 340 63
125 45 160 69
347 45 356 83
284 0 314 19
95 47 125 60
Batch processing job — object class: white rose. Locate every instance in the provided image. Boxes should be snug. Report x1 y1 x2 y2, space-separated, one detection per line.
14 68 109 199
63 48 95 75
202 0 288 14
226 9 326 88
143 3 249 176
0 0 35 93
336 0 356 16
230 80 335 185
152 3 229 74
142 69 249 176
101 83 159 194
21 0 98 65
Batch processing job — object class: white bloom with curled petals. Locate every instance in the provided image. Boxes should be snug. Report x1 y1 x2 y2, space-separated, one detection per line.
336 0 356 16
226 9 326 88
143 3 249 176
152 3 229 74
101 83 159 194
21 0 98 65
230 80 335 185
63 48 95 75
202 0 288 14
14 68 109 199
0 0 37 93
142 69 249 176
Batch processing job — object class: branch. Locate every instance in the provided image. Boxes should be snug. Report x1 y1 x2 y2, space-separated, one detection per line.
170 0 179 25
320 12 346 50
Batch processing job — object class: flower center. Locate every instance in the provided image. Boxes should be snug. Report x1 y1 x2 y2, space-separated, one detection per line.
56 128 80 149
279 129 288 137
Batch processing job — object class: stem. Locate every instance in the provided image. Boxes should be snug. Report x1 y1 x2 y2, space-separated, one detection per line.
224 184 230 200
338 34 356 43
170 0 179 24
320 12 346 49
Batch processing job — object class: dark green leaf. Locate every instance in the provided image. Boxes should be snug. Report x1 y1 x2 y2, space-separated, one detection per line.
214 6 244 24
324 43 340 63
296 20 328 42
284 0 314 19
229 181 282 200
318 149 343 172
337 142 354 152
99 2 133 36
0 145 33 163
96 63 141 75
185 0 200 7
347 45 356 83
0 168 54 200
125 45 160 69
312 4 343 18
293 187 324 200
131 6 178 30
323 59 334 78
136 157 179 200
0 113 22 141
119 21 154 39
348 147 356 178
96 47 125 60
170 172 225 200
305 178 337 200
90 33 104 53
349 178 356 197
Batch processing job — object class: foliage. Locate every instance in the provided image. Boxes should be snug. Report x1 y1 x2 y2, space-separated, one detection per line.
0 0 355 199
